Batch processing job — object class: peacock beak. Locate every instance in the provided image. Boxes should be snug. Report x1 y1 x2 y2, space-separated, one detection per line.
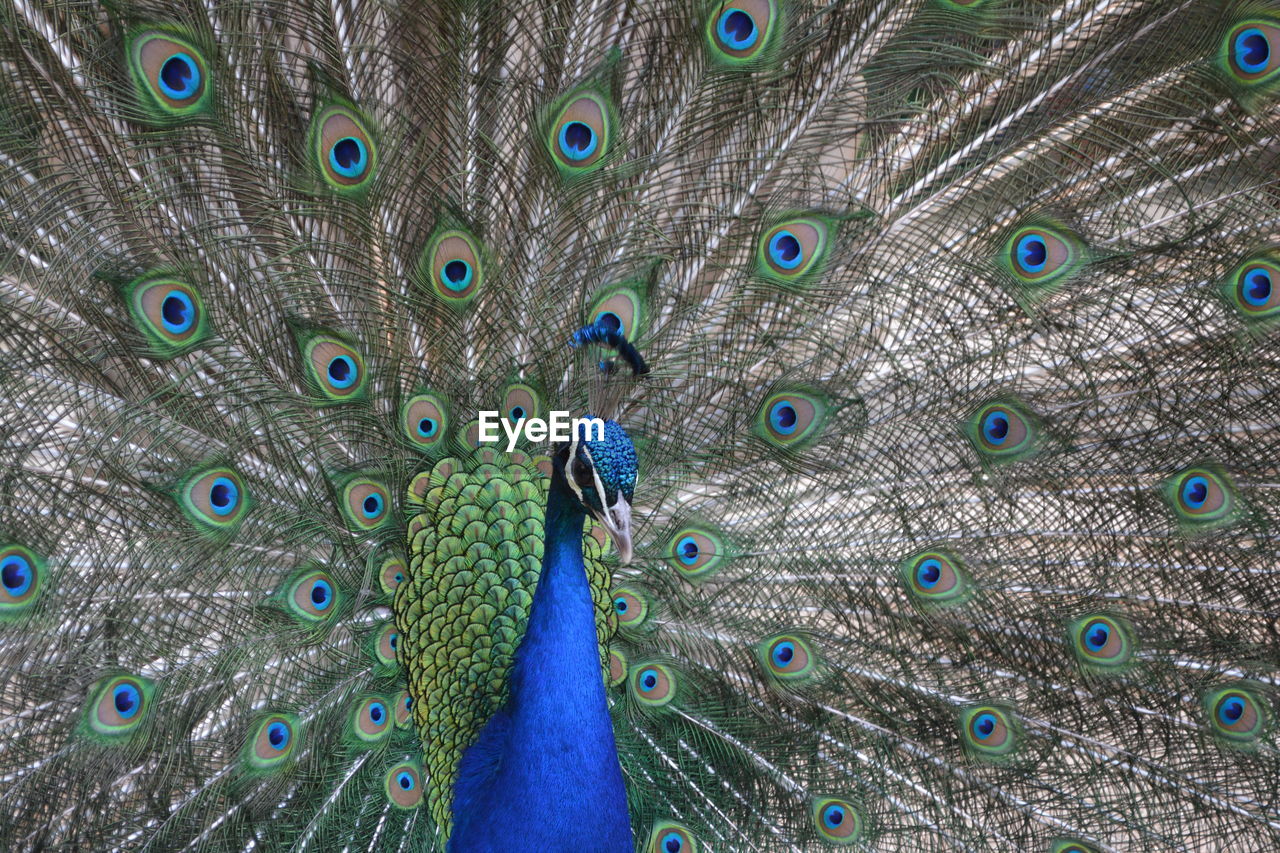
594 495 633 565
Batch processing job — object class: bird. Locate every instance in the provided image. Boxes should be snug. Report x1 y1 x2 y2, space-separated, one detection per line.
1 0 1278 850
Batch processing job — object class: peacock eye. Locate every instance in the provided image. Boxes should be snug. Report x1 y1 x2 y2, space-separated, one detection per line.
548 92 611 171
311 105 377 191
384 761 423 809
572 458 594 488
706 0 778 66
128 32 211 120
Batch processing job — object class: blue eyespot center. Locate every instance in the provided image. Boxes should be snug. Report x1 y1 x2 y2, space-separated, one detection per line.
772 641 795 667
1243 268 1272 305
209 477 239 516
916 559 942 588
267 721 289 749
158 53 200 99
596 311 623 335
768 231 803 270
1181 475 1209 509
327 355 357 388
640 670 658 691
509 406 526 422
823 805 845 829
1219 695 1246 724
329 137 368 179
769 401 798 434
388 633 398 651
662 833 683 853
982 411 1009 443
310 579 332 609
397 771 414 790
417 417 438 437
394 572 404 583
1235 28 1270 73
404 695 412 710
1084 621 1110 652
614 597 628 613
559 121 598 161
370 702 385 724
442 259 472 291
362 493 384 518
677 536 700 565
1016 234 1048 273
113 683 140 718
974 713 996 738
717 9 758 50
1 556 32 595
160 291 194 334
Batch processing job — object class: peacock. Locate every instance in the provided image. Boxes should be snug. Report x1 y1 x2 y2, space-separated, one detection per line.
2 0 1279 849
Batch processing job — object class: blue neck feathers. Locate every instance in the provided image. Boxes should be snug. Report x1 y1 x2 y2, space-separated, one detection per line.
448 474 632 852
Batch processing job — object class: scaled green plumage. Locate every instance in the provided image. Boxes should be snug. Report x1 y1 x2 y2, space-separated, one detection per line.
400 448 616 833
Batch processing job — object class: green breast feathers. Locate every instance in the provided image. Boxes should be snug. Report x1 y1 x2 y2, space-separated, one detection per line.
396 447 616 830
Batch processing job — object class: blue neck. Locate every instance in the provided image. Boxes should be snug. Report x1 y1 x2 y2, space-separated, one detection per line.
448 475 631 852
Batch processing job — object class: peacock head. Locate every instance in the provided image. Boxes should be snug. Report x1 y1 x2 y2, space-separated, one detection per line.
556 418 637 564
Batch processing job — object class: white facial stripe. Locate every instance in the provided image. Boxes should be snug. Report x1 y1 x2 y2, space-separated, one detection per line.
590 463 607 507
565 440 590 504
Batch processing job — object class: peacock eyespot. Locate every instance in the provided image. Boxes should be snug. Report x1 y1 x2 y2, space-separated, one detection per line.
502 384 544 432
901 551 970 607
647 823 698 853
126 276 209 356
287 569 338 622
340 477 392 531
420 229 484 304
401 393 449 449
669 528 725 579
180 467 248 532
1000 224 1083 289
961 705 1017 758
384 761 423 808
312 105 377 191
608 650 629 686
128 32 211 118
1164 466 1236 526
1223 256 1280 320
373 623 399 668
812 797 864 844
1204 686 1269 744
631 663 676 707
756 389 828 449
612 587 648 627
352 697 392 743
0 545 43 616
1069 614 1134 671
299 335 366 402
246 714 298 771
548 93 612 172
394 690 413 727
966 400 1038 461
706 0 778 64
1225 21 1280 84
380 557 408 595
758 634 818 681
757 218 829 283
87 674 153 738
587 283 647 342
